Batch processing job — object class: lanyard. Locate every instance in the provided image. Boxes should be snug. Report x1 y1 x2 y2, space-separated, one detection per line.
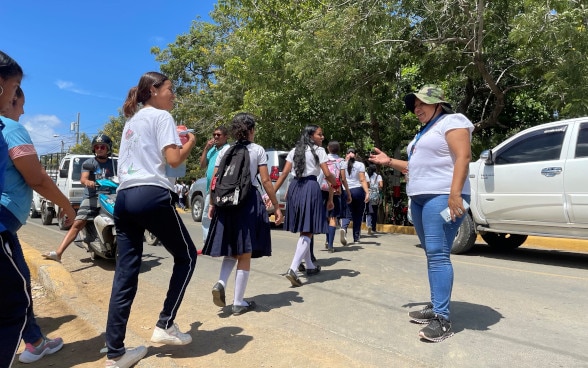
408 114 443 161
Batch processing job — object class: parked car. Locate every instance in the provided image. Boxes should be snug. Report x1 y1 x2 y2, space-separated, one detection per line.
263 149 292 216
451 116 588 254
189 149 291 223
188 177 207 222
30 191 43 218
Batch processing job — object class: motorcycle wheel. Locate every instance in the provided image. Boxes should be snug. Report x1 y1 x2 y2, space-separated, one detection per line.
144 230 161 246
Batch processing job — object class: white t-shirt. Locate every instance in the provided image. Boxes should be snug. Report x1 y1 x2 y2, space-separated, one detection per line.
118 107 182 191
369 173 382 189
406 113 474 196
345 160 366 189
317 153 345 184
215 142 268 187
285 145 328 177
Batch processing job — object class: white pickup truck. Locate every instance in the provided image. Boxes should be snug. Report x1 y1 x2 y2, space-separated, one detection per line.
452 116 588 254
32 153 117 230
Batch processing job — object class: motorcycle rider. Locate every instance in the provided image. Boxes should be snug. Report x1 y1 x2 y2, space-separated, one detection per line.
44 134 116 262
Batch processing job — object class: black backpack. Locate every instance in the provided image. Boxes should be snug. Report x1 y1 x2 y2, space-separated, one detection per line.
211 140 251 207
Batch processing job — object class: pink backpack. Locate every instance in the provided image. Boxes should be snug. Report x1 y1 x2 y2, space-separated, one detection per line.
320 158 343 195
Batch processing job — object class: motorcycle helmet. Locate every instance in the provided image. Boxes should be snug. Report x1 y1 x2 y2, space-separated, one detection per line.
92 134 112 154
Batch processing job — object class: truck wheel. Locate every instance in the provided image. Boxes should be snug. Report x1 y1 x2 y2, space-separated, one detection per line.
144 231 161 246
41 203 54 225
30 203 40 218
57 209 72 231
451 214 477 254
191 195 204 222
482 232 527 250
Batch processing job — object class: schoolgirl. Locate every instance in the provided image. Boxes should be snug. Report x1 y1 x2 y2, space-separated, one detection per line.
202 113 283 315
273 125 337 287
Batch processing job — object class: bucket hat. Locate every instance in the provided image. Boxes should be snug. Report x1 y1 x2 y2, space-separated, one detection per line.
404 84 453 113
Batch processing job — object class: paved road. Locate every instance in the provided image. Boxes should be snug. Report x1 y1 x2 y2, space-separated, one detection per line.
17 212 588 367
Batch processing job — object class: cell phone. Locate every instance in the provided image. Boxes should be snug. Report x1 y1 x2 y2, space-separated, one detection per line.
178 129 194 135
440 200 470 223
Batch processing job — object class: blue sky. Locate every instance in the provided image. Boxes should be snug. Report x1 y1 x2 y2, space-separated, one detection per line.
2 0 215 154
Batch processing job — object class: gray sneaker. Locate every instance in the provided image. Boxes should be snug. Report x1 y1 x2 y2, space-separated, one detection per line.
408 303 435 324
418 315 454 342
19 337 64 363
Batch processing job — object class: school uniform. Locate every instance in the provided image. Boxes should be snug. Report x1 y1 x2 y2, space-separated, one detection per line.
284 145 329 234
202 142 272 258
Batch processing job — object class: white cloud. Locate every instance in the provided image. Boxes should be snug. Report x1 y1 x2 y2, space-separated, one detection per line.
55 79 92 96
55 79 119 100
22 114 77 155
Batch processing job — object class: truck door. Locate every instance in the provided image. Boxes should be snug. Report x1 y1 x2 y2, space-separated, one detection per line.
563 121 588 226
479 124 568 227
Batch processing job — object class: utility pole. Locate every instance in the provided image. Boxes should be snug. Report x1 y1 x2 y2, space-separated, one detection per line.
70 112 80 145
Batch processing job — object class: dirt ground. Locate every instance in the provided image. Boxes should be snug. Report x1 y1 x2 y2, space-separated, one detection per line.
13 280 371 368
14 281 105 368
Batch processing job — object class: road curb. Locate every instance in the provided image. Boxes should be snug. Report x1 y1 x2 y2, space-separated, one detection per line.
21 241 182 367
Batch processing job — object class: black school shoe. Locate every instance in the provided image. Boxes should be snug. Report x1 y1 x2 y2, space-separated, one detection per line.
212 282 226 307
285 268 303 287
232 301 256 316
306 264 321 276
418 315 454 342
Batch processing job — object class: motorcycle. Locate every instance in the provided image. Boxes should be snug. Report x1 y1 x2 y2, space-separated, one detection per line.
74 175 119 261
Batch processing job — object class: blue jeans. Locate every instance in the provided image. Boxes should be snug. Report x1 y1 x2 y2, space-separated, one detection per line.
410 193 470 320
202 191 211 242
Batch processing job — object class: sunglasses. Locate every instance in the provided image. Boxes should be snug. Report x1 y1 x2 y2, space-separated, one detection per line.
94 144 108 150
213 133 223 137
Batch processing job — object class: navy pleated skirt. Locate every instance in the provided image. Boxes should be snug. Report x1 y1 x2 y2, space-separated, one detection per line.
202 189 272 258
284 175 328 234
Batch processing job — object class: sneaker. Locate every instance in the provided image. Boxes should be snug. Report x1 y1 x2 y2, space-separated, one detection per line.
327 248 335 253
212 281 226 307
367 228 373 235
232 300 256 316
418 315 454 342
151 323 192 345
105 346 147 368
409 303 435 324
339 228 348 246
285 268 302 287
19 336 64 363
306 264 321 276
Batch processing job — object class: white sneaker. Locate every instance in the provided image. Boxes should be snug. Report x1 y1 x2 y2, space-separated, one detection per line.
339 228 348 246
151 323 192 345
105 346 147 368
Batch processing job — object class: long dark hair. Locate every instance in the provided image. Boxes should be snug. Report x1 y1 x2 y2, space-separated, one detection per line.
293 125 320 178
347 148 356 175
0 51 23 81
230 112 256 141
123 71 169 118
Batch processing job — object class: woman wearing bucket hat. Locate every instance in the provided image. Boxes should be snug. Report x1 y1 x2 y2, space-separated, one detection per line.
369 84 474 342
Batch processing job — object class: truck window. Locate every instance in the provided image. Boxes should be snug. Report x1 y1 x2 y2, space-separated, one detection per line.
575 123 588 158
494 125 566 165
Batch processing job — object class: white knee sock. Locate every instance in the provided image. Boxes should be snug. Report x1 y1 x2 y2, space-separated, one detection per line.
219 256 237 287
233 270 250 306
290 235 312 271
